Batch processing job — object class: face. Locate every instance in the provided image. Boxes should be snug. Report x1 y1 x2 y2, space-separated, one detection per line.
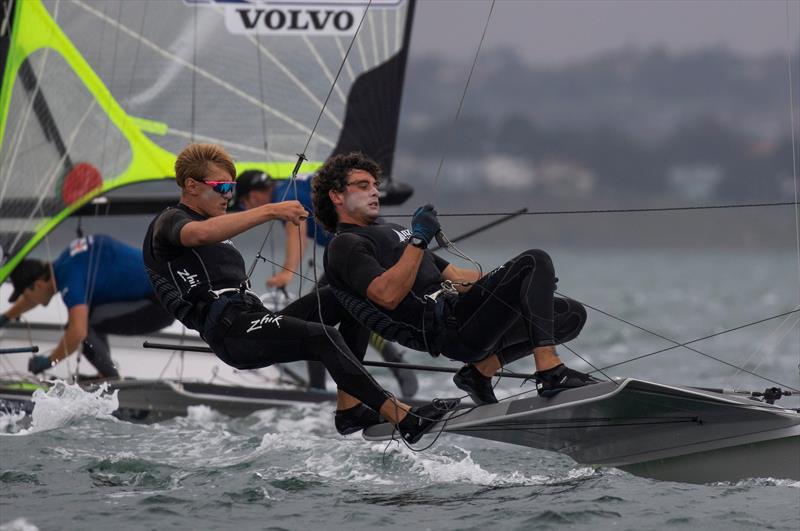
25 278 54 306
242 187 273 209
330 169 380 226
185 164 235 217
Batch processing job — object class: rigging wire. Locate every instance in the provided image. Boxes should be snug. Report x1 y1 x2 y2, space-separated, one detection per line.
574 294 800 392
431 0 495 200
785 0 800 381
381 200 800 219
190 1 197 143
244 0 375 287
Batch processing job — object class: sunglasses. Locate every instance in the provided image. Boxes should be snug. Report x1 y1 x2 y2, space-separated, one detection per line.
201 180 236 194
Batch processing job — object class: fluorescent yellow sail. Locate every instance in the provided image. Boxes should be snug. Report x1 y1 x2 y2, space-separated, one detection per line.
0 0 413 282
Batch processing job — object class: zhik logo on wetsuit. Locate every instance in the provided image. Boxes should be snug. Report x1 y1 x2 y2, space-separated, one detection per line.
392 228 411 242
247 314 283 333
177 269 200 288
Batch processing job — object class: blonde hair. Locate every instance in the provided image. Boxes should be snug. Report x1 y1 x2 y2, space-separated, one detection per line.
175 143 236 187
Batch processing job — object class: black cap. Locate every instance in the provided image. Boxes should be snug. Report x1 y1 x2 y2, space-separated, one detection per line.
8 259 49 302
236 170 273 198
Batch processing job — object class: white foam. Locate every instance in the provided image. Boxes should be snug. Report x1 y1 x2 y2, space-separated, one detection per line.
14 380 119 434
184 404 228 425
0 518 39 531
719 477 800 489
401 445 551 486
303 451 392 484
0 410 28 434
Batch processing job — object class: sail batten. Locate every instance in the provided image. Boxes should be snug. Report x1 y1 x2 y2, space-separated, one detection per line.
1 0 415 280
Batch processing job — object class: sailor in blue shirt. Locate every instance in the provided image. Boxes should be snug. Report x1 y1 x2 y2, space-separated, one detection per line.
231 170 419 397
231 170 331 288
2 235 174 378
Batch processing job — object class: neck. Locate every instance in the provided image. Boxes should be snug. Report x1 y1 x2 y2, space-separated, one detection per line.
180 193 205 216
337 211 371 227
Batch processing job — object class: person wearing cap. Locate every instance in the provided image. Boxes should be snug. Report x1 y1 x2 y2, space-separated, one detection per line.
141 143 457 440
230 169 419 398
1 235 174 378
230 169 330 289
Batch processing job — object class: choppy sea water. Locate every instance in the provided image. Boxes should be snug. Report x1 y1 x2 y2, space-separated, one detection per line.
2 248 800 530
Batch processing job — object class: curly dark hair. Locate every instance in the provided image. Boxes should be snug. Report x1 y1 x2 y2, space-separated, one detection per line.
312 152 382 232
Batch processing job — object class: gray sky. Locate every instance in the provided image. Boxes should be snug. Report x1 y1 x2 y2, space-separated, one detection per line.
410 0 800 65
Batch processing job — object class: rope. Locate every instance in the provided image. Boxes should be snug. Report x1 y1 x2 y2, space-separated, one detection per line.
382 200 800 219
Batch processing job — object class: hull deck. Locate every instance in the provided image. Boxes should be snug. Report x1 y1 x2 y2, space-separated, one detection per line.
364 378 800 483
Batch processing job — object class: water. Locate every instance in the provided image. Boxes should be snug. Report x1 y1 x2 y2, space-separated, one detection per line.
2 247 799 529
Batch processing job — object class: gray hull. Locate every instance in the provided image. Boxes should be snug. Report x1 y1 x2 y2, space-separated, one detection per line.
0 379 338 423
364 378 800 483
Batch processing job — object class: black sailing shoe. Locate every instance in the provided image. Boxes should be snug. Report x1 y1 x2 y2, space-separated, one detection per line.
335 404 384 435
533 364 600 398
453 364 498 405
398 398 461 444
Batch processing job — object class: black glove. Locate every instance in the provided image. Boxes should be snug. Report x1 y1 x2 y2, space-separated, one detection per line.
28 355 53 374
410 204 440 248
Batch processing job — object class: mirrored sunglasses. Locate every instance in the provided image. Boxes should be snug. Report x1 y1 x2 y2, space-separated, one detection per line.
203 180 237 194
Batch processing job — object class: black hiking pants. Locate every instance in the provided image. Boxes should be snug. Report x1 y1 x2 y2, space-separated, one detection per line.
280 286 370 389
203 289 386 411
437 249 586 365
84 296 175 378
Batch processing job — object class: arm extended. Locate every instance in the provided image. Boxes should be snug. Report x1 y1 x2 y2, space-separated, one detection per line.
49 304 89 364
180 201 307 246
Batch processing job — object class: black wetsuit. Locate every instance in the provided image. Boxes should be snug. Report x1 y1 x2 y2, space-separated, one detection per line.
324 221 586 365
142 204 385 411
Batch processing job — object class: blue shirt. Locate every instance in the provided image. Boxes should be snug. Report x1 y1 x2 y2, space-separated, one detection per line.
53 235 154 308
271 177 332 247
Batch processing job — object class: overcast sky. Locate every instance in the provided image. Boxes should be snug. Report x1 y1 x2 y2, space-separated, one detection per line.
409 0 800 65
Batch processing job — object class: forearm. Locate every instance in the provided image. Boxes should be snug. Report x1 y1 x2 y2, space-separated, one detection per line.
3 295 37 320
181 204 277 246
49 329 86 363
367 246 424 310
282 220 308 273
442 265 481 292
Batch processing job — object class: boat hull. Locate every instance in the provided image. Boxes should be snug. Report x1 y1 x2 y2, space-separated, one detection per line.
364 378 800 483
0 379 338 423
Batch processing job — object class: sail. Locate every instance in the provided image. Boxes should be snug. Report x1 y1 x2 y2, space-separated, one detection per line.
0 0 415 281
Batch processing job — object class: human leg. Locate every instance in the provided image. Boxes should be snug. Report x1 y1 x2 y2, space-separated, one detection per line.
211 304 457 439
84 297 174 377
370 333 418 398
280 287 370 392
81 330 118 378
448 251 596 401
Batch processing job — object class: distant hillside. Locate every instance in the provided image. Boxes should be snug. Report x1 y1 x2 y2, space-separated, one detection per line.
403 45 796 140
395 45 799 203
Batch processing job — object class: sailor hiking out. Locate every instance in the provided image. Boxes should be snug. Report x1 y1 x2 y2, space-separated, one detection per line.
313 152 599 404
230 168 419 397
142 143 457 441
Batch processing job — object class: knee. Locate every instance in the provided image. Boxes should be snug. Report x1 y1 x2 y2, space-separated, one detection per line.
521 248 552 266
573 301 587 329
519 249 554 278
556 299 587 344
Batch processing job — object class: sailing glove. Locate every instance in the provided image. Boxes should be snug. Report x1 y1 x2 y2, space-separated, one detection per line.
28 355 53 374
411 204 440 247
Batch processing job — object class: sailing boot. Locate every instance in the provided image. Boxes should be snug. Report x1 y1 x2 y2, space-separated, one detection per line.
453 364 498 405
335 403 384 435
533 364 600 398
398 398 461 444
